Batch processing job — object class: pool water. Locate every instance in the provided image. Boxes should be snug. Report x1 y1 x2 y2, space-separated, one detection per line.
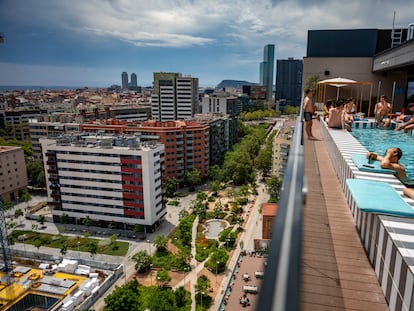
351 128 414 179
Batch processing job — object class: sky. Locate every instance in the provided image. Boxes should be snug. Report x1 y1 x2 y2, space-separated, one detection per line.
0 0 414 88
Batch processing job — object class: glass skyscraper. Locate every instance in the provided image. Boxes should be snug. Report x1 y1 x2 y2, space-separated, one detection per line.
260 44 275 104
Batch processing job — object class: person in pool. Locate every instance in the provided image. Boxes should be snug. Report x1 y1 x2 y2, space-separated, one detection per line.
366 147 413 186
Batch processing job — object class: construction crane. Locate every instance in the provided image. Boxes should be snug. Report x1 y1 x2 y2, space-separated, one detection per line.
0 197 12 284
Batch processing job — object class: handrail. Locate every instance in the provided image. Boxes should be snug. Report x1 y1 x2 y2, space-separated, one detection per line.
256 115 305 311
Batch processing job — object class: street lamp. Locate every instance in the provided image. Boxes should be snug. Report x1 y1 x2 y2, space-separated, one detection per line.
226 238 230 250
201 291 205 310
215 261 219 283
77 241 80 259
183 266 188 287
147 239 151 255
150 264 153 286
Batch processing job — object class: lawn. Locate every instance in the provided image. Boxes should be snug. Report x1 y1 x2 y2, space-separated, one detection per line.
9 230 129 256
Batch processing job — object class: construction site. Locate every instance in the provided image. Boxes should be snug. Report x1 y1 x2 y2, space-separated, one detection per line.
0 199 122 311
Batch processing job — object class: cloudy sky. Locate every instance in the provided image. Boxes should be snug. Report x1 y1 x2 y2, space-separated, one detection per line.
0 0 413 87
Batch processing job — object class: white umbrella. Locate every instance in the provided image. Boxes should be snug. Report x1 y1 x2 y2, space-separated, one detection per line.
318 77 357 99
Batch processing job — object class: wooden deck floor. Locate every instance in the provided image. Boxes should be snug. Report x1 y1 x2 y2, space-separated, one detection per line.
300 122 389 311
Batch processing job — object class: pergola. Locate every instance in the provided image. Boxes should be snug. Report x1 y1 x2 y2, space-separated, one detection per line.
316 77 374 116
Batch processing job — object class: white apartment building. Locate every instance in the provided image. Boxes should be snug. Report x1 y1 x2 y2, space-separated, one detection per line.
272 127 293 178
40 134 165 231
151 72 199 121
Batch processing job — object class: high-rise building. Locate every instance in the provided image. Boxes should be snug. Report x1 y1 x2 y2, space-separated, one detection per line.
40 134 165 232
131 73 138 87
121 71 129 90
276 58 303 108
151 72 199 121
259 44 275 104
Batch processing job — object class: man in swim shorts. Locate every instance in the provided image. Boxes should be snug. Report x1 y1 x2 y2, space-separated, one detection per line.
303 88 316 140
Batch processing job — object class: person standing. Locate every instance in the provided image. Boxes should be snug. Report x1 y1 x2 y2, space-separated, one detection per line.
303 88 316 140
374 95 392 127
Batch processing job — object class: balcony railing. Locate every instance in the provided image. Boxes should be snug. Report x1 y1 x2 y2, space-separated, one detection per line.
257 115 304 311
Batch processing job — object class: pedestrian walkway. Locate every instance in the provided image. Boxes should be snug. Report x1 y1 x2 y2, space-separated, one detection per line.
300 120 388 310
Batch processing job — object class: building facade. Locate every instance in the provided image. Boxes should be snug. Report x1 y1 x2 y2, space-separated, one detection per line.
131 73 138 88
260 44 275 104
262 203 278 239
151 72 199 121
40 135 165 231
121 71 129 90
272 122 294 178
276 58 303 108
0 146 28 202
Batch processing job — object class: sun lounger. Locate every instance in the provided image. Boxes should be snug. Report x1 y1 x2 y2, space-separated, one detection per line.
350 154 396 175
346 179 414 217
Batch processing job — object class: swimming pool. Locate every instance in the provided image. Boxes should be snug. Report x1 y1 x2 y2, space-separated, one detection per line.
351 128 414 179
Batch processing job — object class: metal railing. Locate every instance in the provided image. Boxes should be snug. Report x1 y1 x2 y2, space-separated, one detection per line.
257 115 305 311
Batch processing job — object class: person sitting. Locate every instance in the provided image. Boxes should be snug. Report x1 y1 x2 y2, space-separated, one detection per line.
322 100 333 121
344 97 357 123
328 100 351 131
366 148 413 186
396 103 414 132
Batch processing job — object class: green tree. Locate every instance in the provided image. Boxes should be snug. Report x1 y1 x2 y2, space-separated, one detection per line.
132 224 142 237
254 145 272 177
284 105 300 114
196 191 207 202
183 168 201 191
60 213 69 224
37 215 45 225
304 74 320 93
104 279 141 311
132 250 152 273
156 268 171 286
19 189 31 202
267 175 283 202
195 275 210 293
26 160 46 188
108 221 117 230
14 208 23 219
82 216 92 229
110 234 118 250
88 241 98 259
205 248 229 274
208 165 224 182
147 287 176 310
60 243 68 256
210 180 221 196
153 235 168 252
165 177 179 197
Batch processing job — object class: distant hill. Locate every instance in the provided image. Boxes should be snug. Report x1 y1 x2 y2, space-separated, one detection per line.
216 80 256 89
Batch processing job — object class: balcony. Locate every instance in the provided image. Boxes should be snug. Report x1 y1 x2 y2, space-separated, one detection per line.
258 118 390 310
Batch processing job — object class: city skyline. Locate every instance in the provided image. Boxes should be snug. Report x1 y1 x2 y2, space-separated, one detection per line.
0 0 414 87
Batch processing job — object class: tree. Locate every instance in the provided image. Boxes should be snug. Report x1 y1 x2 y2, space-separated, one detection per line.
153 235 168 252
156 269 171 286
195 275 210 293
19 189 31 202
208 165 224 182
196 191 207 202
110 234 118 250
132 250 152 273
37 215 45 225
304 74 320 92
60 243 68 256
33 239 43 253
104 279 141 311
165 177 179 197
210 181 221 196
60 213 69 224
132 224 142 237
26 160 46 188
88 241 98 259
14 208 23 220
108 221 117 230
267 176 283 202
183 168 201 191
82 216 92 229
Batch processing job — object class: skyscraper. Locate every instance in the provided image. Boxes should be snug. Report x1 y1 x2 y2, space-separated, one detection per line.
276 58 303 108
131 73 137 87
151 72 199 121
121 71 128 90
259 44 275 104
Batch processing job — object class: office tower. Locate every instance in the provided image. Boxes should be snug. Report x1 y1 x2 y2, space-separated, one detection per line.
121 71 128 90
40 134 165 232
151 72 199 121
131 73 138 87
259 44 275 104
276 58 303 107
